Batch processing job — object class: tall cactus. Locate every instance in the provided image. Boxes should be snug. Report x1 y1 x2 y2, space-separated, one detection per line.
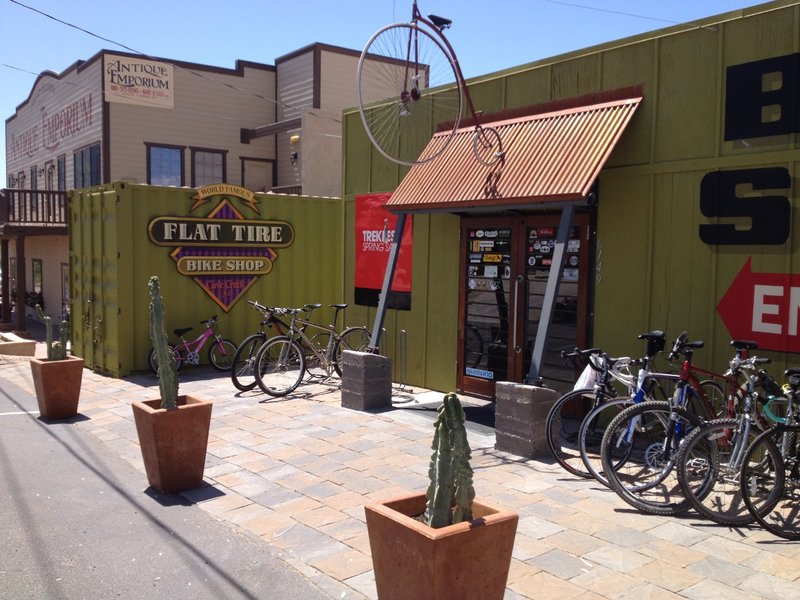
36 304 69 361
148 276 178 409
424 393 476 528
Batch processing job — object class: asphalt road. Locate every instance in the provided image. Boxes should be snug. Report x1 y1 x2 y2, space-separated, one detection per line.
0 374 329 600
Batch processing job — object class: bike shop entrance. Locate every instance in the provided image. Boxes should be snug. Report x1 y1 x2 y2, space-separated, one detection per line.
458 212 590 399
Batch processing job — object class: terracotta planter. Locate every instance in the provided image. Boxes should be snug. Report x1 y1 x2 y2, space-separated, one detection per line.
30 355 84 419
365 492 518 600
132 395 212 494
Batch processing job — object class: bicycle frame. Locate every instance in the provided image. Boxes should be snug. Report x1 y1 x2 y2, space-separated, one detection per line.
408 2 479 124
172 318 223 365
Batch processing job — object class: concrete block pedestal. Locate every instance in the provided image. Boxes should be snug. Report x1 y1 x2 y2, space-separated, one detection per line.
494 382 560 459
340 350 392 411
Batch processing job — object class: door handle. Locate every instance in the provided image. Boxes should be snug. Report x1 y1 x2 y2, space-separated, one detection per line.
513 274 523 354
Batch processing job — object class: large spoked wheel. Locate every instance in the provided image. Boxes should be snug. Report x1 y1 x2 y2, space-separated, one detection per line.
579 397 634 487
600 400 702 516
148 344 183 375
544 387 610 478
333 327 372 376
676 418 763 526
230 333 267 391
741 426 798 539
356 22 462 166
208 338 238 371
472 126 503 166
254 336 305 397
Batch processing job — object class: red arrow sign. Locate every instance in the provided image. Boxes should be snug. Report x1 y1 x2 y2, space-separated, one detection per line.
717 257 800 353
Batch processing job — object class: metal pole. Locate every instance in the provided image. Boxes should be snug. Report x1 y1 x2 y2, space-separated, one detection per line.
369 213 407 350
526 203 576 383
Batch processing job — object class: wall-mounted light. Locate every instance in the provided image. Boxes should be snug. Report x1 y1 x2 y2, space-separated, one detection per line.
289 133 300 166
37 166 46 177
8 175 18 187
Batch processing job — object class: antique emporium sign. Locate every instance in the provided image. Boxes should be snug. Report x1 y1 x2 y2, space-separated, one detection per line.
147 185 293 311
105 54 174 108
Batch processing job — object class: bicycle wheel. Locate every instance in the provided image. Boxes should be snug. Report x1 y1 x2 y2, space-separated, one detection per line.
544 387 611 478
356 22 462 166
741 426 799 539
147 344 182 374
254 336 305 397
472 126 503 166
601 401 702 515
579 397 634 487
700 379 725 417
208 338 237 371
230 333 267 391
333 327 372 376
676 418 763 526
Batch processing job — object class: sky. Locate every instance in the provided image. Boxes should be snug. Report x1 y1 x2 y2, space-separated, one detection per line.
1 0 764 185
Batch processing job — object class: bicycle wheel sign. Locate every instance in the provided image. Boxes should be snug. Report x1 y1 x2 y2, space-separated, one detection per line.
147 184 294 312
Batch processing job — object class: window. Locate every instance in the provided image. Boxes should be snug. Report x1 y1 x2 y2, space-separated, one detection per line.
74 143 101 188
44 161 55 190
57 155 66 191
191 149 226 187
17 171 26 189
147 144 184 186
30 166 38 190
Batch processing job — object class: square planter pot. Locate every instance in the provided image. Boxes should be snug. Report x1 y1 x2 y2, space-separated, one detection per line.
30 355 84 419
132 395 212 494
365 492 518 600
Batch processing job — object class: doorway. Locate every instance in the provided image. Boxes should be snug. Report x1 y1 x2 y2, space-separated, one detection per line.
457 213 590 399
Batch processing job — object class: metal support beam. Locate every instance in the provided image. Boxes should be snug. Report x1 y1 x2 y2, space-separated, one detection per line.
369 213 407 351
526 203 576 383
14 235 26 333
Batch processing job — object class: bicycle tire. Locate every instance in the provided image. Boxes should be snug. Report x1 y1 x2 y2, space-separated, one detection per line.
544 387 612 478
741 426 798 540
333 327 372 376
254 336 305 397
147 344 182 374
699 379 725 418
208 338 237 371
579 397 635 487
356 22 462 166
230 333 267 391
600 400 702 516
472 125 503 166
676 418 763 526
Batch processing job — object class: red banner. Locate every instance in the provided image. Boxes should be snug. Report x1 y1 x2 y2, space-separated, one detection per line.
355 193 412 308
717 257 800 353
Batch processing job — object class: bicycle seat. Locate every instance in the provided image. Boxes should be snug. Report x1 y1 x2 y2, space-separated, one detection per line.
428 13 451 29
173 327 192 337
731 339 758 351
329 303 348 310
304 303 322 311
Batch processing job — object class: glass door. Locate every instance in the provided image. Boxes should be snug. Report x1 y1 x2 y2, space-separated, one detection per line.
458 214 589 399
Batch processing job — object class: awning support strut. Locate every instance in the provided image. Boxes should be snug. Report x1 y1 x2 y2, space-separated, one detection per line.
526 203 576 383
368 213 407 351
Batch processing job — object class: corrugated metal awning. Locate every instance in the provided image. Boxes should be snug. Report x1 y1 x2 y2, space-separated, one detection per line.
385 95 642 212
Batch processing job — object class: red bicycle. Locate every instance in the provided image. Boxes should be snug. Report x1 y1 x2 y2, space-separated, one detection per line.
148 315 237 374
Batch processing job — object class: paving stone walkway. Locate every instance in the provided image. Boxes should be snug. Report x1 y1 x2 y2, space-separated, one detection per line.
2 347 799 599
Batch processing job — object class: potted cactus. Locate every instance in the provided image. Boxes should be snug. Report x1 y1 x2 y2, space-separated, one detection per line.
30 305 84 419
131 276 212 494
364 393 518 600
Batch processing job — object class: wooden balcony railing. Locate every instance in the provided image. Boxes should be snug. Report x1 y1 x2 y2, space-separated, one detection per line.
0 189 68 232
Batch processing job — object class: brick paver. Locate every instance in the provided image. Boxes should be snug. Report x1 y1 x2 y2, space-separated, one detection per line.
2 346 799 599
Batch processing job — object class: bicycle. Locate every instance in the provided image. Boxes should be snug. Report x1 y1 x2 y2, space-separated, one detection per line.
598 334 724 515
230 301 322 392
356 1 503 166
675 345 777 526
254 308 372 397
576 332 722 487
148 315 237 374
741 368 800 539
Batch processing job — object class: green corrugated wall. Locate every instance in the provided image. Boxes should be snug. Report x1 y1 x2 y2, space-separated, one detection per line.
70 182 346 376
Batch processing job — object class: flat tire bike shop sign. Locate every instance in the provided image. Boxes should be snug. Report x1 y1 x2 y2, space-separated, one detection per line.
147 185 294 311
